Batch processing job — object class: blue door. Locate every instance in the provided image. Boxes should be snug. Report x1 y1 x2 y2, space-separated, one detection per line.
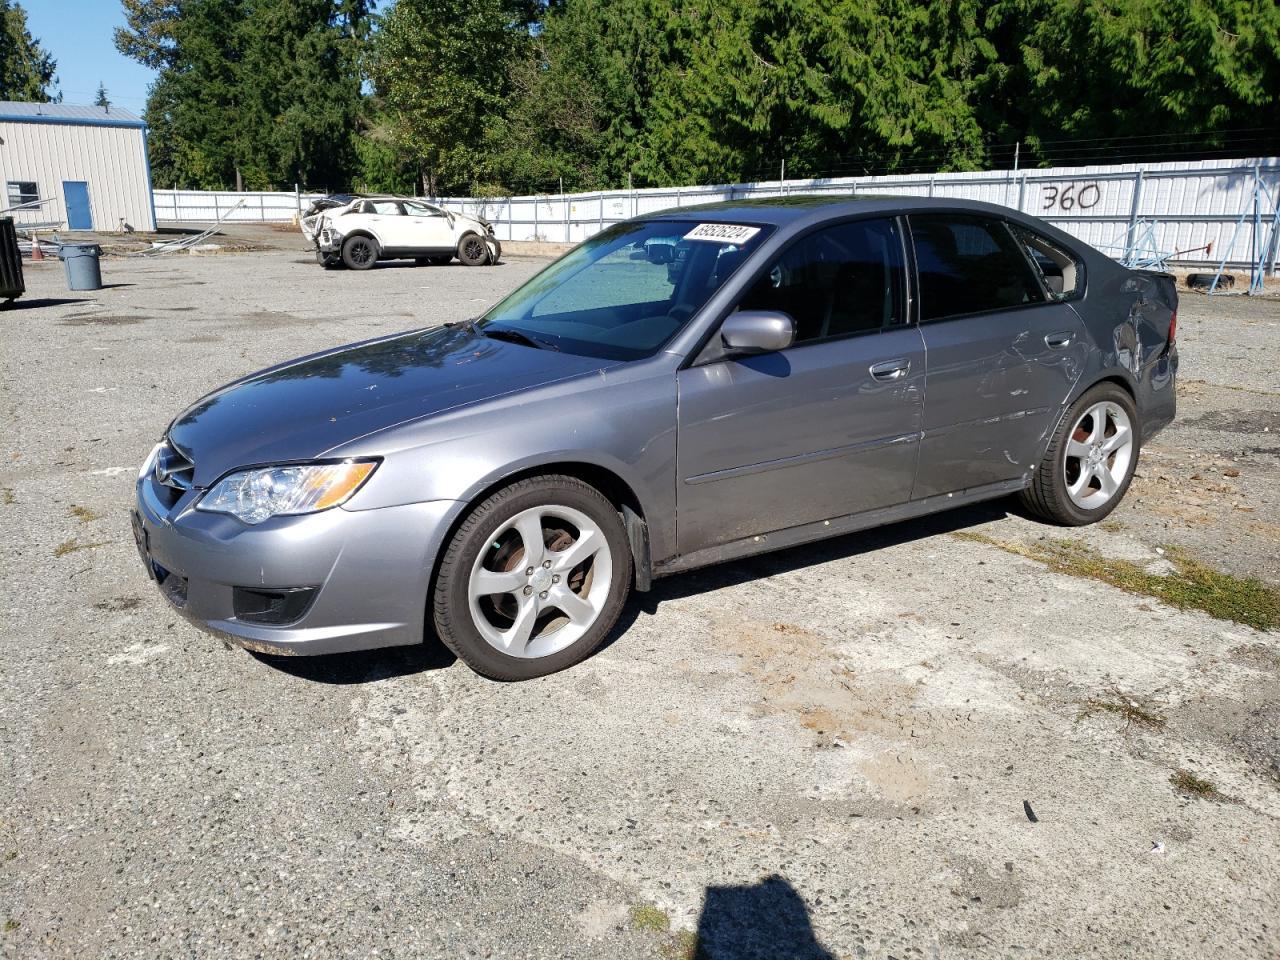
63 181 92 230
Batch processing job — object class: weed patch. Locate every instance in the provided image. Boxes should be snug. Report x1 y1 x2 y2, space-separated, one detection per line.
630 903 670 935
69 504 103 523
1079 695 1166 731
1170 769 1227 801
952 533 1279 631
54 539 109 558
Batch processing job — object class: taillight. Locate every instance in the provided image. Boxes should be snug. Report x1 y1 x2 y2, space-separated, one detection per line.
1167 311 1177 347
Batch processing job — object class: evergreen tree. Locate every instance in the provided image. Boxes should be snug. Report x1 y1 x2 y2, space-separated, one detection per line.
117 0 375 190
94 82 111 109
0 0 58 102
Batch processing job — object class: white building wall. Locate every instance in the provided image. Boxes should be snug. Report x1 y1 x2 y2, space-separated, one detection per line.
0 120 156 232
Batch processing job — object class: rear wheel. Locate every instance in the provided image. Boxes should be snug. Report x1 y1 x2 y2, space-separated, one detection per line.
457 233 489 266
341 235 378 270
432 475 633 680
1020 382 1140 525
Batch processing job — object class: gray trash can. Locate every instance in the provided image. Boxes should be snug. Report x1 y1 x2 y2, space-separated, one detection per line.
61 243 103 291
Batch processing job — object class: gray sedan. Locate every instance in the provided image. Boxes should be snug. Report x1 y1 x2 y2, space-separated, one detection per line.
132 197 1178 680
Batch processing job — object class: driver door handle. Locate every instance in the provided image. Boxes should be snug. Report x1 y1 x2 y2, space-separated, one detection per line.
869 358 910 381
1045 331 1074 349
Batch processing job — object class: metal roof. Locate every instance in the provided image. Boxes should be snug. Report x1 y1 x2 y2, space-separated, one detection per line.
0 102 145 129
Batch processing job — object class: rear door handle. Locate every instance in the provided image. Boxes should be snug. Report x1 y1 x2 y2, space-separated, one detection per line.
869 358 910 381
1045 331 1074 349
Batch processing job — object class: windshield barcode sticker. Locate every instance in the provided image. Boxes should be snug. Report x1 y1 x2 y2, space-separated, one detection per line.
684 223 761 244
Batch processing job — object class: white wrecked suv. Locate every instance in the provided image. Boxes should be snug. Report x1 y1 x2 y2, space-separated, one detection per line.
303 196 501 270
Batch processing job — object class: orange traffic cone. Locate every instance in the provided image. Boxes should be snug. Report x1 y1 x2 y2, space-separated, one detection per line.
30 232 44 262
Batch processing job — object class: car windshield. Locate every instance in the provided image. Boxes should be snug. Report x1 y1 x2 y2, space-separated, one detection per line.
479 220 771 360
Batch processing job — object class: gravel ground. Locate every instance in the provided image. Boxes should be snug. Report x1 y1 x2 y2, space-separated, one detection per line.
2 238 1278 960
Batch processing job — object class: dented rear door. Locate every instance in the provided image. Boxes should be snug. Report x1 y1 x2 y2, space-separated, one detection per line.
913 301 1087 498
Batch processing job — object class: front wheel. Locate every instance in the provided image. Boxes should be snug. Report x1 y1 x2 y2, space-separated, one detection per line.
457 233 489 266
432 476 633 680
341 235 378 270
1020 382 1140 525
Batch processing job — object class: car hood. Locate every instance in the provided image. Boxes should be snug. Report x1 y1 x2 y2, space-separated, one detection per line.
168 325 619 485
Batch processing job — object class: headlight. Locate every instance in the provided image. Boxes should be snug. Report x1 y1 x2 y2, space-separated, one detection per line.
197 460 378 525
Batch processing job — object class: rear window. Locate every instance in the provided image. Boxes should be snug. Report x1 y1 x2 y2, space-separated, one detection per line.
910 214 1046 321
1011 225 1083 300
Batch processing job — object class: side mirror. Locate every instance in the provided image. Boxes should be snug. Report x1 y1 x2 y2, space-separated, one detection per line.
646 243 674 265
720 310 795 355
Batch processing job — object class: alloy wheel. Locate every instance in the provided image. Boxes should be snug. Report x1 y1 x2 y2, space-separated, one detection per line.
467 504 613 658
1063 401 1134 510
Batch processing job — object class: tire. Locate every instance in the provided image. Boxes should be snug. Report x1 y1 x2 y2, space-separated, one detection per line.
457 233 489 266
486 238 502 265
432 475 633 680
316 248 341 269
1020 382 1141 526
341 234 378 270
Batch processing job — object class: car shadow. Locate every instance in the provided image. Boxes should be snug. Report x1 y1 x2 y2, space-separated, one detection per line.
251 636 456 684
253 499 1011 684
4 297 93 310
608 498 1012 637
690 874 836 960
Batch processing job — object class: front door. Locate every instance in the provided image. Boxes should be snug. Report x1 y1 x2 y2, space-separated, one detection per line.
907 213 1088 498
676 217 925 554
402 200 457 251
63 181 92 230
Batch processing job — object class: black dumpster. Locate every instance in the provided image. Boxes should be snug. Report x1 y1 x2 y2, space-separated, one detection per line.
0 218 24 305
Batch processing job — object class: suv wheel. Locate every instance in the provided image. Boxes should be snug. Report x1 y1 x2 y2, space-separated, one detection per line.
457 233 489 266
342 235 378 270
1020 382 1140 525
432 476 633 680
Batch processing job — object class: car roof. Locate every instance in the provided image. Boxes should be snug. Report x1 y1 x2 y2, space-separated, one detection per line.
636 194 1038 227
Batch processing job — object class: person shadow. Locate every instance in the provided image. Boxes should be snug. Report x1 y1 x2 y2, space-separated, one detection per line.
690 874 835 960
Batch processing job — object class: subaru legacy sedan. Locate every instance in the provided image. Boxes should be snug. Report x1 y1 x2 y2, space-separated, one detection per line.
132 197 1178 680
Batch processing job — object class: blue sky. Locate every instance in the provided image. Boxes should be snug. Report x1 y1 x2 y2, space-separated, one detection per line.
25 1 157 112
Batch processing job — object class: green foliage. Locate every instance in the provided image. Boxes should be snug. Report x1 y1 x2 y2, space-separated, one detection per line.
121 0 1280 193
0 0 58 102
94 82 110 109
118 0 375 190
368 0 537 194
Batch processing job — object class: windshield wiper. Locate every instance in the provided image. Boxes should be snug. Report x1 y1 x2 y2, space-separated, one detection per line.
481 326 559 351
444 317 478 331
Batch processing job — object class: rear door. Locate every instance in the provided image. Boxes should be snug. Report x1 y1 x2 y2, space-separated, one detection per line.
676 217 925 553
908 213 1087 498
364 199 409 249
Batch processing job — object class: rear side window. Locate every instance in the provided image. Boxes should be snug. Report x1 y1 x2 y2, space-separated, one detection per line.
1011 225 1083 300
910 214 1046 321
737 217 906 343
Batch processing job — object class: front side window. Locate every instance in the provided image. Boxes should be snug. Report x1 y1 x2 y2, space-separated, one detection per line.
404 201 444 217
736 217 906 343
481 220 770 360
910 214 1046 321
6 181 38 208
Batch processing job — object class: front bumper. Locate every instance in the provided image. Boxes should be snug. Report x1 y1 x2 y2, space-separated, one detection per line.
132 471 459 656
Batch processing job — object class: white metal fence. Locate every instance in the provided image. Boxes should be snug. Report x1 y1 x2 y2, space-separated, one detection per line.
153 157 1280 268
153 188 326 224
